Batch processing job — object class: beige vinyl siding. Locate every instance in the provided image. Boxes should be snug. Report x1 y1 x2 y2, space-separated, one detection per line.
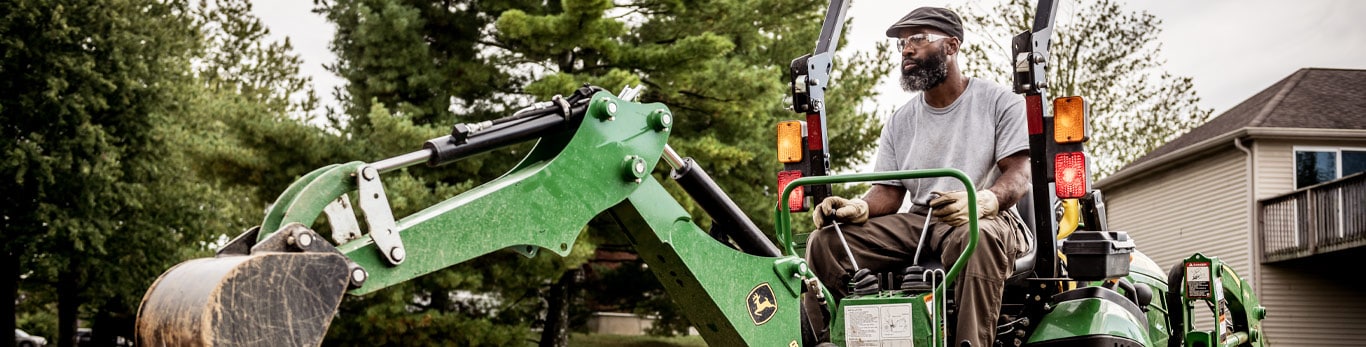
1252 140 1296 200
1258 263 1366 346
1252 138 1366 347
1104 148 1251 273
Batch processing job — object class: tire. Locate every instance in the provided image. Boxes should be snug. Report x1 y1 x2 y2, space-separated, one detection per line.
19 341 35 347
1166 262 1187 347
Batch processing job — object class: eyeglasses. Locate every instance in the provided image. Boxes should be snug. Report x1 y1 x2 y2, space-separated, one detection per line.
896 33 951 49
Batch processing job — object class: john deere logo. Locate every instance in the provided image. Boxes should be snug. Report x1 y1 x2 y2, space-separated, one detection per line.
747 282 777 325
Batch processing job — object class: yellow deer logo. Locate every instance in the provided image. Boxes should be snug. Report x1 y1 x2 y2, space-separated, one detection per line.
747 282 777 325
752 293 777 315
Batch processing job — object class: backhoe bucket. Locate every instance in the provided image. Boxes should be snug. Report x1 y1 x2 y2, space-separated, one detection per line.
135 251 351 347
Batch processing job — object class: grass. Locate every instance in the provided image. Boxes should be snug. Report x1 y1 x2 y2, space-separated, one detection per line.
565 332 708 347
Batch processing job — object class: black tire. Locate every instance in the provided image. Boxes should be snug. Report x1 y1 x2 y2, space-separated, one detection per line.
1166 262 1187 347
801 292 838 346
19 341 35 347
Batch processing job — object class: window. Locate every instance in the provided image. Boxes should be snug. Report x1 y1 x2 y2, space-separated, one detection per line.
1294 147 1366 189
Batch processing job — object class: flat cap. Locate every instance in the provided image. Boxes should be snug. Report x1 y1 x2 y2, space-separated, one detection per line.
885 7 964 42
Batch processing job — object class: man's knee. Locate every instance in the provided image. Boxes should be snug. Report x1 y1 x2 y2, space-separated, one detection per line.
805 226 837 255
942 220 1017 275
804 226 847 277
947 218 1013 250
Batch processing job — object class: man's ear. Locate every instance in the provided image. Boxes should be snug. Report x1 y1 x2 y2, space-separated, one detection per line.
946 37 961 56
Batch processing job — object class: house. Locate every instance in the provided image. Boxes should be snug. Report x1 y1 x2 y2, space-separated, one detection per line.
1094 68 1366 346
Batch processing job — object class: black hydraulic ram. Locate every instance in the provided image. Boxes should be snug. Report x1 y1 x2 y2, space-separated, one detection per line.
423 106 578 167
366 86 604 173
665 148 782 258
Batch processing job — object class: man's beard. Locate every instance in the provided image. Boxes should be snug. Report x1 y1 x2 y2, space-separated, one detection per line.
899 48 949 92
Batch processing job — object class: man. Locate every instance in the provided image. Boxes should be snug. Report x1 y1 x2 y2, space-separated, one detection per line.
803 7 1031 347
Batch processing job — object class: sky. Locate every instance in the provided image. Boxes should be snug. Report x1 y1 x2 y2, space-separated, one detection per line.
253 0 1366 125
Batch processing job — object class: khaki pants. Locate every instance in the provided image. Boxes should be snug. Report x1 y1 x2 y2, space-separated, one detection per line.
803 210 1028 347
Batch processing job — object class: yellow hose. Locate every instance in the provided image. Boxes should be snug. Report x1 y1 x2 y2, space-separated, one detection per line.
1056 199 1081 269
1057 198 1081 240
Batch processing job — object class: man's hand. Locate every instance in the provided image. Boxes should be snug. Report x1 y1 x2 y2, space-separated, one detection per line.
812 196 870 226
929 190 999 227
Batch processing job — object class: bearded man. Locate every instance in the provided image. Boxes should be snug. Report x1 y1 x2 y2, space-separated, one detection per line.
802 7 1032 347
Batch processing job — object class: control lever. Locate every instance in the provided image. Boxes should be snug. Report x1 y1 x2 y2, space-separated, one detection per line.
832 221 878 295
901 196 940 292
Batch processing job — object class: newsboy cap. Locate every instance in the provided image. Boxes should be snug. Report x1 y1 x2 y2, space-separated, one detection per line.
884 7 964 42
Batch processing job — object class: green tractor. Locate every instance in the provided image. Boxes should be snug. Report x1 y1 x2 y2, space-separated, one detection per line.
133 1 1266 346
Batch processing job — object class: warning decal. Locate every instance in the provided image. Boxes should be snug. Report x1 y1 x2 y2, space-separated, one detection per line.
1186 261 1212 298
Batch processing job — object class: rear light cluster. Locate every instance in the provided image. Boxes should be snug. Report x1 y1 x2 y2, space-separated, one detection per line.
1051 96 1091 199
777 120 808 212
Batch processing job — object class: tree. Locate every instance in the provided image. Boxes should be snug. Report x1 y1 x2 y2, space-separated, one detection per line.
0 1 254 346
310 0 889 344
953 0 1213 178
196 0 321 120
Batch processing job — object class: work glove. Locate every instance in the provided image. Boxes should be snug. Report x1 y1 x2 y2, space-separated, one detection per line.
929 190 999 227
812 196 869 226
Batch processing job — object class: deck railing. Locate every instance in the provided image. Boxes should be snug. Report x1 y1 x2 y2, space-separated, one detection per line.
1260 172 1366 262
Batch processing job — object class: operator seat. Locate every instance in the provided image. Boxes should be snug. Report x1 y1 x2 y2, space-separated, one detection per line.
1006 187 1037 285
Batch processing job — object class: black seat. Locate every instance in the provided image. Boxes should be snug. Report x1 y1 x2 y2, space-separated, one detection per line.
1007 188 1038 285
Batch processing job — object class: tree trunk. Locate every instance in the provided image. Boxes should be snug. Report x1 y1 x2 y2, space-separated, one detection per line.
539 269 580 347
3 251 17 347
93 299 136 347
57 265 82 347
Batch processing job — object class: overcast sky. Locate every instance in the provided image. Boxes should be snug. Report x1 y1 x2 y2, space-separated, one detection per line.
254 0 1366 121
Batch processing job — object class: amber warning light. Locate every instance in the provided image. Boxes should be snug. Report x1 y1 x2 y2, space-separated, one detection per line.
1053 96 1088 144
777 120 805 163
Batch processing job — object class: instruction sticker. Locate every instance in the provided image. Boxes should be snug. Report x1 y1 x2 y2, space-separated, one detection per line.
844 303 914 347
1185 261 1211 298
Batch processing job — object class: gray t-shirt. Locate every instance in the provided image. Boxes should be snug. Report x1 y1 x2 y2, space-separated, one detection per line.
873 77 1029 214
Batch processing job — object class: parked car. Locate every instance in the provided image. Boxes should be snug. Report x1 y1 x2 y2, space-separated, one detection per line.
15 329 48 347
74 328 132 347
75 328 92 345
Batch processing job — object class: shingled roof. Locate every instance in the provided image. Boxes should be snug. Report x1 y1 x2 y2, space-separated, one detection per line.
1116 68 1366 172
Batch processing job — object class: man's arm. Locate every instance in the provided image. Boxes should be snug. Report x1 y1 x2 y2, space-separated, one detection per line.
863 184 906 218
987 151 1031 209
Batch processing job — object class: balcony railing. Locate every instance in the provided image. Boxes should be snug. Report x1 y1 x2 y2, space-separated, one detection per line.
1260 172 1366 262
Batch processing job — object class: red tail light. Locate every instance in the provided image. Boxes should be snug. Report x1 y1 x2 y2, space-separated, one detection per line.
778 170 805 212
1055 151 1088 199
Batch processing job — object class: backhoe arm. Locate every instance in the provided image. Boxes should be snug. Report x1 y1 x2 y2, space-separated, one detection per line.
135 88 823 346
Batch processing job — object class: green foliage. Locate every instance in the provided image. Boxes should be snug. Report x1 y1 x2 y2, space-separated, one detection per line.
0 0 267 341
16 303 57 342
954 0 1213 178
196 0 320 117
